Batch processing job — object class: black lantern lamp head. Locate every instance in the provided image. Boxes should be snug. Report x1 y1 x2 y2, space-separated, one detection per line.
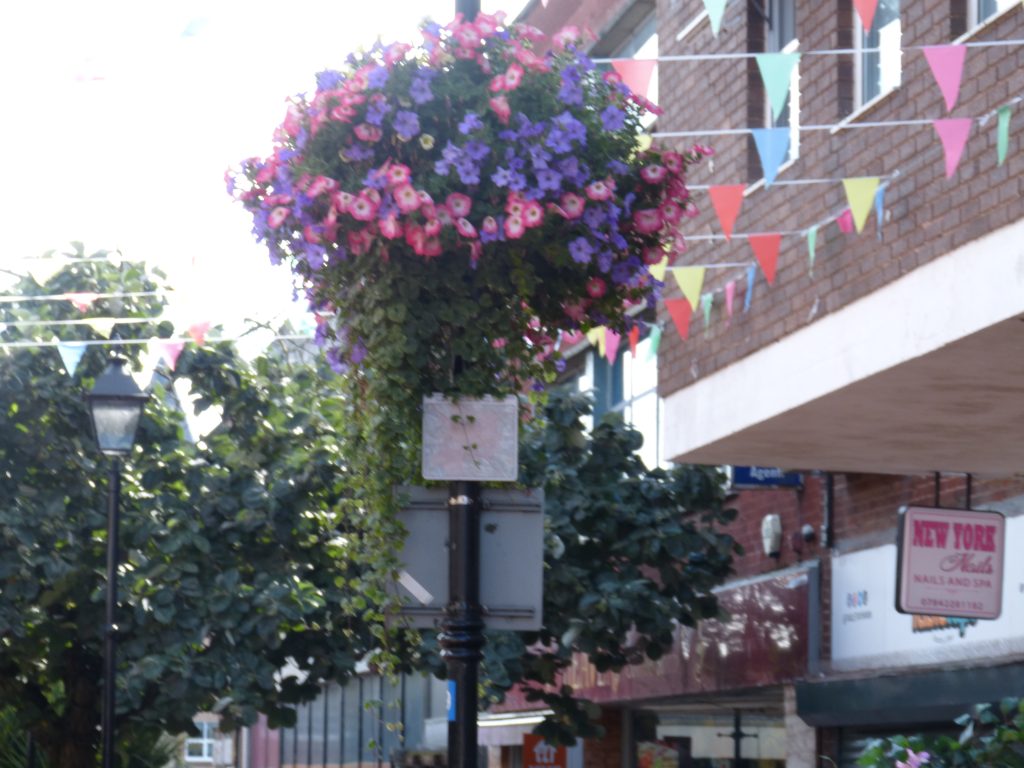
87 356 150 456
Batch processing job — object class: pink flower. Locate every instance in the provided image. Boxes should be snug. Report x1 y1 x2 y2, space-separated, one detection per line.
481 216 499 236
405 222 425 253
347 228 373 255
379 215 403 240
553 26 581 50
348 68 370 92
492 337 508 349
453 25 481 50
640 164 668 184
489 95 511 124
896 750 930 768
303 224 321 243
642 246 664 265
424 218 442 237
661 151 684 174
522 200 544 228
514 47 549 72
490 74 508 93
422 237 442 258
585 180 613 202
563 301 587 322
384 42 411 66
354 123 382 142
268 206 290 229
331 190 354 214
505 193 524 217
586 277 607 298
558 192 586 219
446 192 472 218
331 104 356 122
503 62 524 90
602 71 623 87
307 175 337 197
474 12 504 36
393 184 421 214
504 215 526 239
469 241 483 262
660 200 684 225
632 208 664 234
349 194 379 222
386 163 411 187
455 217 478 238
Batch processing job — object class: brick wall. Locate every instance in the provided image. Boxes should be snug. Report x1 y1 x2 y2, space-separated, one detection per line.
654 1 1024 396
583 708 623 768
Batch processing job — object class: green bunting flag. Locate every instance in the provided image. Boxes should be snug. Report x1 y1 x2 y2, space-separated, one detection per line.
997 104 1011 167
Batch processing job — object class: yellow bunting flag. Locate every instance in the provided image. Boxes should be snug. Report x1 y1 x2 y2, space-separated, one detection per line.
649 255 669 283
586 327 607 358
671 266 706 311
88 318 117 338
842 177 880 234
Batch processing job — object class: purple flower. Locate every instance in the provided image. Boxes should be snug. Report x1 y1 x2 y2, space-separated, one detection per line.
363 167 389 189
492 166 513 187
528 144 551 170
596 250 613 272
583 205 605 231
365 97 391 126
345 143 373 161
326 346 348 374
507 170 527 191
367 66 389 89
315 70 344 91
607 159 629 176
553 111 587 144
392 110 420 140
351 341 368 365
455 157 480 185
545 128 571 154
459 112 484 134
536 168 562 192
409 71 436 104
569 236 594 264
558 69 584 105
611 262 632 285
464 140 490 162
600 105 626 131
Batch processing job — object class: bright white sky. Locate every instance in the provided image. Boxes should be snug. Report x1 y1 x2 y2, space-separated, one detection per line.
0 1 527 334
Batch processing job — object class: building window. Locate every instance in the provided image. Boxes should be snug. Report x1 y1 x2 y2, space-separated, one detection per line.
971 0 1016 26
857 0 902 106
185 721 216 762
765 0 799 161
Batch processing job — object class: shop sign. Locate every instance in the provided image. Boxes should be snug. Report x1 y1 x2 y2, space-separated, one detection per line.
731 466 803 489
523 734 566 768
896 506 1005 620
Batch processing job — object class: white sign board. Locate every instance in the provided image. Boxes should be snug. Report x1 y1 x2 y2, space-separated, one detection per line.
896 506 1005 619
831 513 1024 673
421 395 519 482
394 486 544 630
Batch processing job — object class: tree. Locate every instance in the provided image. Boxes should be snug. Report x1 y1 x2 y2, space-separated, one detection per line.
0 248 382 766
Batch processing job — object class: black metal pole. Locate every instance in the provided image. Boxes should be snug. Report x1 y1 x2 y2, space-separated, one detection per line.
439 481 484 768
456 0 480 19
733 710 742 766
102 458 121 768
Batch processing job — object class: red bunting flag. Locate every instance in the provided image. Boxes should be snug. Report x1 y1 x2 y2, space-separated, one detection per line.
611 59 657 100
853 0 878 33
748 233 782 285
665 298 694 340
709 185 745 241
628 325 640 357
836 209 855 234
66 292 98 312
188 321 211 346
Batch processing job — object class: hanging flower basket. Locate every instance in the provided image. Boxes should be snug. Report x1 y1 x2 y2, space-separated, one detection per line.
231 12 708 399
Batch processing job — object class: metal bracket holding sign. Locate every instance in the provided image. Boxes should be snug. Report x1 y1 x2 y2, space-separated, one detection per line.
394 485 545 631
895 505 1006 620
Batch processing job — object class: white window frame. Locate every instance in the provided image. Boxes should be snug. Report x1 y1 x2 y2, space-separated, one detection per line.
184 721 216 763
968 0 1017 29
854 1 903 109
764 0 800 163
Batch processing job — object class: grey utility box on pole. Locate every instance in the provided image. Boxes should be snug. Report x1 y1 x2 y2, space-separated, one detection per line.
395 486 544 631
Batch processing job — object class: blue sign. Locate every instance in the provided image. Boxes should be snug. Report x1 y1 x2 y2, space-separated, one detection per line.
447 680 456 722
732 466 803 489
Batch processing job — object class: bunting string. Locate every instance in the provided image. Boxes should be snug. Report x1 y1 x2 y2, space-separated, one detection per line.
0 333 313 351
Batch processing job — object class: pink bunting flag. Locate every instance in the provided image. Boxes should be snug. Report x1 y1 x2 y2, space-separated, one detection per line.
923 46 966 113
188 321 211 346
748 233 782 285
665 299 694 341
836 209 855 234
933 118 973 178
853 0 878 33
611 59 657 101
66 292 98 312
628 326 640 357
560 330 586 349
160 341 185 371
604 329 622 363
708 185 745 241
725 280 736 321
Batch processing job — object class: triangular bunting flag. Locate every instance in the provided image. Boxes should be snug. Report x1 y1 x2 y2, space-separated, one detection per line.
751 127 791 186
756 53 800 122
923 46 966 113
188 321 211 346
55 339 87 375
853 0 879 33
27 258 65 287
749 233 782 285
700 293 713 334
708 185 745 241
997 104 1011 166
66 292 98 312
585 327 603 351
135 343 162 389
874 184 887 240
672 266 706 310
160 340 185 371
560 330 586 349
649 255 669 283
743 265 756 312
842 177 880 233
665 299 693 341
628 325 640 357
836 208 855 233
807 225 818 273
611 59 657 100
88 318 117 338
933 118 972 178
604 329 621 363
646 325 662 360
703 0 729 36
725 280 735 321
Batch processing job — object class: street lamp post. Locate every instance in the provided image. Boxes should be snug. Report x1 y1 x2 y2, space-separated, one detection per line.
87 356 149 768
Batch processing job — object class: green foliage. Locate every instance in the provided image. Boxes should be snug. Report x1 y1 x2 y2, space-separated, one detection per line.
858 698 1024 767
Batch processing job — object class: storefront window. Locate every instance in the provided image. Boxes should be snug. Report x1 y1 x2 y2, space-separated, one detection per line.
858 0 902 105
636 710 786 768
